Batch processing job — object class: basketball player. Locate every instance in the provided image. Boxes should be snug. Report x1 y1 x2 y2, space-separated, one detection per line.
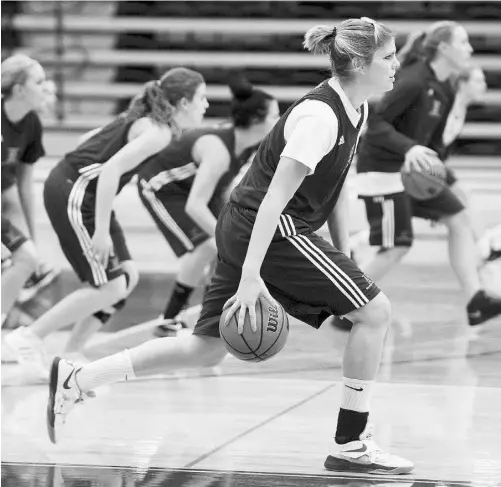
355 21 501 326
5 68 209 373
48 18 413 474
139 76 279 337
1 55 54 323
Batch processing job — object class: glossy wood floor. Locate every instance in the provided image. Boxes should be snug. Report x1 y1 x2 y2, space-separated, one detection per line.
2 255 501 486
2 180 501 486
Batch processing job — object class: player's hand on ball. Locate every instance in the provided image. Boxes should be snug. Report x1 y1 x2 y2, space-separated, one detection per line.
403 145 440 173
223 275 276 334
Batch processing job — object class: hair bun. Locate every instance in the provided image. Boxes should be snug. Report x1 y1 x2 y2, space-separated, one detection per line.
228 73 254 100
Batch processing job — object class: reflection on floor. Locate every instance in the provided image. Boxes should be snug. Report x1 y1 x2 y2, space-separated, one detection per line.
0 463 477 487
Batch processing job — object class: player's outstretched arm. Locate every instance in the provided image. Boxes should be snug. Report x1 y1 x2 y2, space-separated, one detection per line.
223 156 309 332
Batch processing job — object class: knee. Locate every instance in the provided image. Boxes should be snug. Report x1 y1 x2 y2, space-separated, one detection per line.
349 292 392 330
196 336 228 367
196 238 218 258
101 274 128 303
442 210 469 230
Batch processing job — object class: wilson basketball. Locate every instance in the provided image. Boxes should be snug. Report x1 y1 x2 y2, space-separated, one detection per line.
219 296 289 362
401 162 447 201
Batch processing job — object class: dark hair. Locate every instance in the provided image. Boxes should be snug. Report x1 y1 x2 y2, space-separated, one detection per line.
125 67 205 125
303 17 394 83
398 21 460 68
229 73 275 129
1 54 40 98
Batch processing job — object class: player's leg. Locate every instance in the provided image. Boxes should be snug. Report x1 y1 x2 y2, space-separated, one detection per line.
449 178 499 261
2 185 59 303
414 187 501 325
46 255 234 443
358 193 413 282
138 181 216 334
156 238 217 334
62 213 137 355
260 214 412 473
5 172 129 367
46 203 241 442
1 218 38 320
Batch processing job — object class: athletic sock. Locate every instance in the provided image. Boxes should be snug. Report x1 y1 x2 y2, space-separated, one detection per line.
75 349 135 393
163 282 194 319
341 377 373 412
335 377 373 444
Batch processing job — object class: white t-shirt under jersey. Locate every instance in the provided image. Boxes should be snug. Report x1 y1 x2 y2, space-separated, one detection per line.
281 78 367 175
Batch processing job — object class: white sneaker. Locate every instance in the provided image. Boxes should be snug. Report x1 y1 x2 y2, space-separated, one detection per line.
324 424 414 475
4 326 48 378
154 315 190 337
47 357 94 444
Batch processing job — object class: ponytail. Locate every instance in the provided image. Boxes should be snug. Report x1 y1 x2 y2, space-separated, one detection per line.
125 67 205 126
303 25 335 56
304 19 393 82
125 80 175 125
228 72 275 128
398 31 426 68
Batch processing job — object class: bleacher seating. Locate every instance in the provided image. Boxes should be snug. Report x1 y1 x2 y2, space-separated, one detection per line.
2 0 501 157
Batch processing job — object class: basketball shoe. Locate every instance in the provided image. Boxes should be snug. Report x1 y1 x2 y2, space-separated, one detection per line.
47 357 95 444
467 290 501 326
325 424 414 475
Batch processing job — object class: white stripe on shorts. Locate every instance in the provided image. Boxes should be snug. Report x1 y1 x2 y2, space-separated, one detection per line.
382 199 395 249
67 166 108 285
278 214 368 309
140 182 195 251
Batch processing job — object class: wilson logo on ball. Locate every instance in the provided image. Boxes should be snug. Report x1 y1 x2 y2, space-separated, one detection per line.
267 305 279 332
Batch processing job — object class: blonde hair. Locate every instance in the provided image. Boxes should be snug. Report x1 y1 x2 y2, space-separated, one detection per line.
1 54 40 98
304 18 394 82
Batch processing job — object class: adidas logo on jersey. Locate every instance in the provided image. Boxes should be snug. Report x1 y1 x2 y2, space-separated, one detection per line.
339 135 345 145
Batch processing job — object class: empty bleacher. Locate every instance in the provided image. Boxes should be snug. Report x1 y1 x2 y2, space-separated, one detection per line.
2 0 500 159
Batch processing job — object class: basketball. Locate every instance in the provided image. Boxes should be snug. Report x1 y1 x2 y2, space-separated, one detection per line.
219 296 289 362
401 162 447 201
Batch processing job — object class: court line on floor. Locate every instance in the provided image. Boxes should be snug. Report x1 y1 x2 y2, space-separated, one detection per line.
182 382 335 469
112 346 501 386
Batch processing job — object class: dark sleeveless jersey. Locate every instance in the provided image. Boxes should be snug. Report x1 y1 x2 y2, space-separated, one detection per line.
1 101 45 191
230 80 366 231
139 125 247 214
61 115 138 194
357 61 454 173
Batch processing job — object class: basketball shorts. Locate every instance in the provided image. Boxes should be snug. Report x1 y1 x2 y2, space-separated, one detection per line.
361 183 465 249
138 178 210 258
1 215 28 253
193 202 381 338
43 161 130 287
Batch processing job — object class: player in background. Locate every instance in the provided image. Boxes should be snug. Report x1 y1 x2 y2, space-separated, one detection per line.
140 75 279 337
1 55 55 323
48 18 414 474
5 68 208 376
355 21 501 327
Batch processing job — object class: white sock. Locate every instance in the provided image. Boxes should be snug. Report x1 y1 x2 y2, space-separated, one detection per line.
75 349 136 393
341 377 373 412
